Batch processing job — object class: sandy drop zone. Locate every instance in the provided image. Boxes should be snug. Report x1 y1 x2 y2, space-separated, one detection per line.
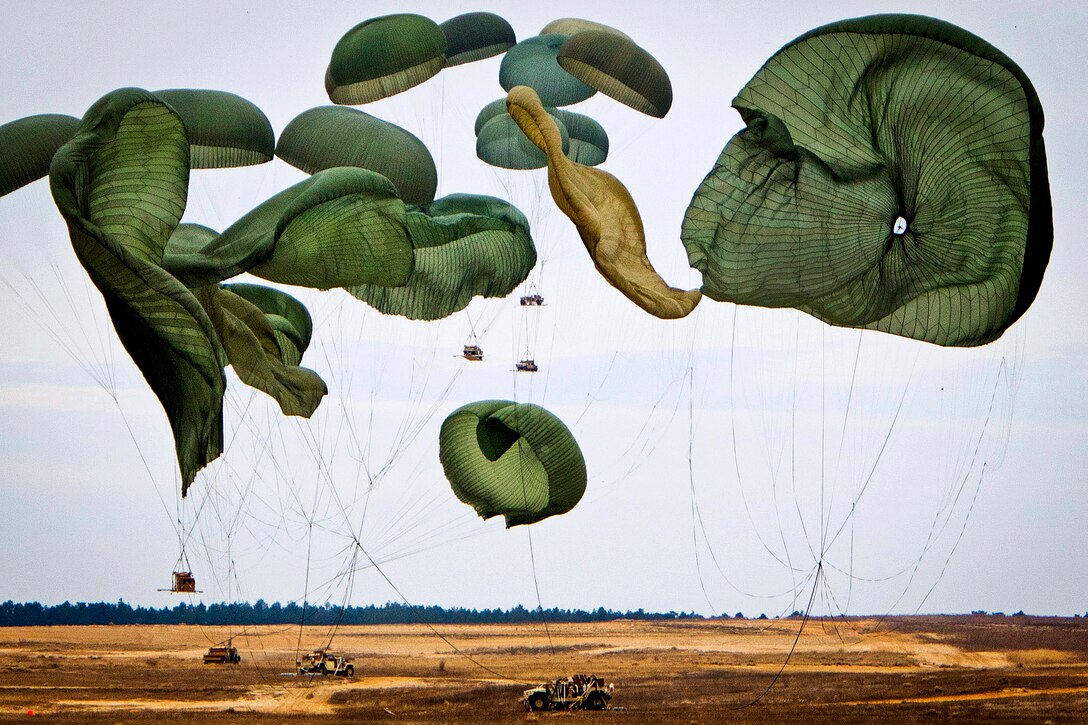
1 616 1087 723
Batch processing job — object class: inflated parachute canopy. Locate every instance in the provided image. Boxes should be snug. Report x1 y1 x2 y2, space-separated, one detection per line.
154 89 275 168
506 86 701 319
276 106 438 204
540 18 632 41
499 34 596 107
557 31 673 118
326 14 447 104
0 114 80 196
48 89 330 493
476 99 606 168
553 109 608 166
682 14 1052 347
477 111 569 169
439 400 586 527
440 12 516 66
348 193 536 320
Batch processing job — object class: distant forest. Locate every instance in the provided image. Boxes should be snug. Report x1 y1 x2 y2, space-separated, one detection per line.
0 600 717 627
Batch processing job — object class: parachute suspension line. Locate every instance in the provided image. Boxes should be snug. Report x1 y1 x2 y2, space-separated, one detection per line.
787 313 818 568
826 332 864 606
509 403 555 655
728 307 796 570
525 524 556 656
686 360 716 614
349 537 522 682
295 520 315 667
824 348 920 553
884 358 1008 613
731 561 823 711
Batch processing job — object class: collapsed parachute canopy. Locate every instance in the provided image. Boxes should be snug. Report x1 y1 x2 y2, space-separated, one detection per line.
440 12 516 66
506 86 701 319
348 193 536 320
439 400 586 527
154 89 275 168
326 14 447 104
682 14 1052 346
276 105 438 204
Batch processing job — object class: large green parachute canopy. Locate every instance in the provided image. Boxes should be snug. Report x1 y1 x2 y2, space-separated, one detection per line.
682 14 1052 347
499 35 596 107
49 88 226 492
440 12 516 67
557 31 673 118
172 167 414 290
326 14 447 104
49 88 340 494
0 114 79 196
154 89 275 168
439 400 587 527
276 106 438 205
348 194 536 320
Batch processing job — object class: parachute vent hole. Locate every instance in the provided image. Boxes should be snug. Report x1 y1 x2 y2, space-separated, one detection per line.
477 417 521 461
893 216 909 236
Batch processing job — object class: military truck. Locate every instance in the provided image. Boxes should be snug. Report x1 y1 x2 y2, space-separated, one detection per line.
522 674 612 711
202 641 241 664
297 649 355 676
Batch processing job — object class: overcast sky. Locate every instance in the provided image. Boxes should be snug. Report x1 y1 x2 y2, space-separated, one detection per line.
1 0 1085 619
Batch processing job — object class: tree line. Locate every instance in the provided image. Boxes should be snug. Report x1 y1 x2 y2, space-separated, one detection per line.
0 600 712 627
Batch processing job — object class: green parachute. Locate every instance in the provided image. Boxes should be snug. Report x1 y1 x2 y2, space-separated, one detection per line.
348 194 536 320
276 106 438 205
0 114 79 196
154 89 275 168
440 12 516 66
499 34 596 107
557 31 673 118
326 14 447 104
439 400 587 527
682 14 1051 346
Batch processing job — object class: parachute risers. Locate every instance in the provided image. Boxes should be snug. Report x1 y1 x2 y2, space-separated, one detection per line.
462 344 484 361
159 571 201 593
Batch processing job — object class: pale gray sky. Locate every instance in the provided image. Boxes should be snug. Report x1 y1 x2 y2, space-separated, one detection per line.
1 0 1085 618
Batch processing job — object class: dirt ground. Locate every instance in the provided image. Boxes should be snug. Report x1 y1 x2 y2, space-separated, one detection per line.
1 615 1087 723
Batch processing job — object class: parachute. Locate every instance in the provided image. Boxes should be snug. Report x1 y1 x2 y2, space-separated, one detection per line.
439 400 586 527
153 89 275 168
165 167 414 290
326 14 447 105
48 88 228 492
0 113 79 196
540 18 632 41
348 193 536 320
506 85 701 319
557 31 673 117
499 35 596 107
682 14 1051 347
440 12 516 67
276 106 438 205
476 110 570 170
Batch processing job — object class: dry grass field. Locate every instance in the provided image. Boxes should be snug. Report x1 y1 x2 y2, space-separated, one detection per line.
2 616 1087 723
